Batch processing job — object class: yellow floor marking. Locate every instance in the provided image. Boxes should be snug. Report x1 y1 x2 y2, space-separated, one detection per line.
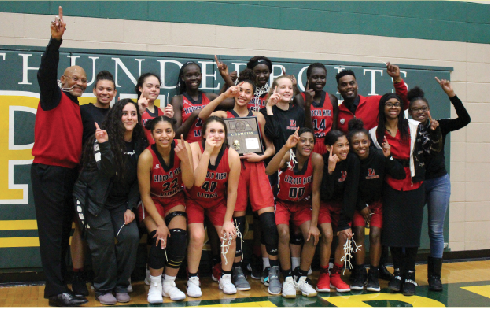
0 237 39 248
196 300 276 308
461 285 490 299
0 220 37 230
324 293 445 308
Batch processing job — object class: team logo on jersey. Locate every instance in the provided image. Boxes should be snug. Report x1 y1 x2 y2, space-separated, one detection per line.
155 164 160 169
338 170 347 182
286 119 298 130
340 119 345 124
366 168 380 179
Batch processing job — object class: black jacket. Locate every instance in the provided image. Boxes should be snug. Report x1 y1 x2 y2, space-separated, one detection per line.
73 137 145 234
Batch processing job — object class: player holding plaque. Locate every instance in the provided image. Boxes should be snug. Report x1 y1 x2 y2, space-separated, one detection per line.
198 73 281 295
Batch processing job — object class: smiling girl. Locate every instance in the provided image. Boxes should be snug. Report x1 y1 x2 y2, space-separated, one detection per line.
186 116 241 297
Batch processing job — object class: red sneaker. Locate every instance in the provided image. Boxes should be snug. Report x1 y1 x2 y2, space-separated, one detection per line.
316 272 331 292
212 263 221 282
330 272 351 292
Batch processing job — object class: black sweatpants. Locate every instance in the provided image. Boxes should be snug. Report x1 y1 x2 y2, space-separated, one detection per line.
85 203 139 295
31 163 78 298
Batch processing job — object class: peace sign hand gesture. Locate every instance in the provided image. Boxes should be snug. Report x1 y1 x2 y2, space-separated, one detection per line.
434 77 456 97
268 86 282 107
214 55 229 78
51 6 66 40
94 122 108 143
328 145 339 173
285 129 300 150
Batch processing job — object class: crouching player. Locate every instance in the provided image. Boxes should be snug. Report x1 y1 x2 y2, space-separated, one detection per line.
266 128 323 298
137 116 194 303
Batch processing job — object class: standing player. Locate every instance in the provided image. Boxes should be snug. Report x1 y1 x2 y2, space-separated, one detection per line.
171 61 233 143
407 80 470 291
137 116 194 303
246 56 273 112
31 6 88 307
347 119 405 292
297 63 339 154
317 130 360 293
197 75 280 294
186 116 241 297
265 128 322 298
136 73 173 144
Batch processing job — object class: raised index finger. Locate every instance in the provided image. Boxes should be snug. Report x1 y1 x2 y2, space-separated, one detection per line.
214 55 220 66
330 145 334 155
306 81 309 90
58 6 63 19
273 86 277 94
427 110 432 120
180 134 185 145
95 122 100 130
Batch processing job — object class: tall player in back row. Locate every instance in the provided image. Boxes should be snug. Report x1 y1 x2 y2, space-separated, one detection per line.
172 61 233 143
297 63 339 154
198 73 280 294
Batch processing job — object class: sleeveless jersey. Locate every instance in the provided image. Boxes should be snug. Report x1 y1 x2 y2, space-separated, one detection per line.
142 107 164 145
189 143 230 205
247 93 269 112
277 153 313 202
301 91 333 138
148 141 183 198
182 92 210 143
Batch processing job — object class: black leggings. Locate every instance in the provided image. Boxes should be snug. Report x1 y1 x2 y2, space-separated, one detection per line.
391 247 418 273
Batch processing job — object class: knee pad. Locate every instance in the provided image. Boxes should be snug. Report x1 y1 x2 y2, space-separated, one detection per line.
234 216 246 258
165 211 187 227
148 230 166 270
290 231 304 245
165 228 188 269
259 212 278 256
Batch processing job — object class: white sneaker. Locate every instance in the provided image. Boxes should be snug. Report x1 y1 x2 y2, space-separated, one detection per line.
219 274 237 294
187 276 202 298
297 276 317 297
163 281 186 301
282 276 297 298
128 278 133 293
147 278 163 304
145 268 151 285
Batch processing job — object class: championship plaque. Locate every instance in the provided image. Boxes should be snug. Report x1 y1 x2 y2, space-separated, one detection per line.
224 116 264 156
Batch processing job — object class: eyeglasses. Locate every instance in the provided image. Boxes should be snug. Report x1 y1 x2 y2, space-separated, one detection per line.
411 107 429 113
385 102 401 108
63 75 87 84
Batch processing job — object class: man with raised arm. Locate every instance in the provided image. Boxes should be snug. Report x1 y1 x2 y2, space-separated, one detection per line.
31 6 88 307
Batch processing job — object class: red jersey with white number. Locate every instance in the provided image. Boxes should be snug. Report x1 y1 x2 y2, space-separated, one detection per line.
189 143 230 208
301 91 333 139
247 93 269 112
277 153 313 202
142 107 164 145
148 141 183 198
182 92 210 143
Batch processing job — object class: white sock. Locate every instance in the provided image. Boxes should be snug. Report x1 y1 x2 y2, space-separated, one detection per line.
291 257 301 270
164 274 176 283
150 275 161 284
263 257 270 268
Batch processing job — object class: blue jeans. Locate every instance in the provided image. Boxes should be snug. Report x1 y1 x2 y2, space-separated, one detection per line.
425 174 451 258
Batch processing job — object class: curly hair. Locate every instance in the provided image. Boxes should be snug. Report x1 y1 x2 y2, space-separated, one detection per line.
81 98 148 180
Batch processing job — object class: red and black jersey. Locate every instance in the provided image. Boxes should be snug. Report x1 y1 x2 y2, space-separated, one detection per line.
142 107 164 145
148 141 183 198
189 143 230 206
301 91 334 138
277 153 313 202
182 92 210 143
247 93 269 112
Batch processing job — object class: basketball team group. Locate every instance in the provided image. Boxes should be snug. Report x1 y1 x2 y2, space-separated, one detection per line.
32 7 471 307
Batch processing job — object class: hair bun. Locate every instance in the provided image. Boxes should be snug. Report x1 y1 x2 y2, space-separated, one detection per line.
407 86 424 102
348 118 365 132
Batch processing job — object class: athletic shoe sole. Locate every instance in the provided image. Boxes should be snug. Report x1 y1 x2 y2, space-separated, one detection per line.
301 292 317 297
331 285 351 293
282 293 296 298
316 287 331 293
367 287 381 292
350 285 365 290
